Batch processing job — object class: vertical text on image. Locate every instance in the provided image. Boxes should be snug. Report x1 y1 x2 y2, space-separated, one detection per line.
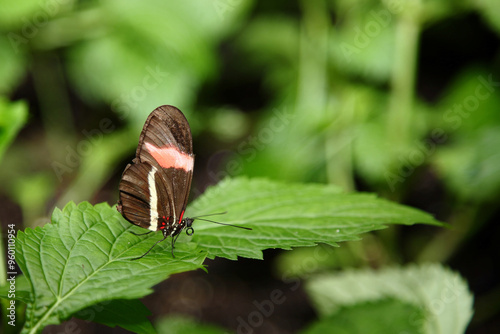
6 223 17 327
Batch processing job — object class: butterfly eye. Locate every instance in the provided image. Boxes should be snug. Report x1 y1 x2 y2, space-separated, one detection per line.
185 218 194 227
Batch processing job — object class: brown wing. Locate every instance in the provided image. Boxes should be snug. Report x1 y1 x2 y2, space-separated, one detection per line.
154 166 193 232
136 105 193 166
137 105 194 227
117 162 155 229
118 105 194 232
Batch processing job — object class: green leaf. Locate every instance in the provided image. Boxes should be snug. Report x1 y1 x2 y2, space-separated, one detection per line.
156 314 227 334
0 97 28 162
67 0 252 126
0 36 27 94
305 263 473 334
474 0 500 34
301 299 425 334
331 11 396 83
16 202 205 334
433 126 500 202
274 244 364 277
76 299 156 334
16 178 442 332
186 177 442 260
0 275 31 304
0 0 42 29
432 69 500 201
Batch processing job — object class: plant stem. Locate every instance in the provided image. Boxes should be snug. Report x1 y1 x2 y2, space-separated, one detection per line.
298 0 354 190
417 203 478 263
387 5 420 146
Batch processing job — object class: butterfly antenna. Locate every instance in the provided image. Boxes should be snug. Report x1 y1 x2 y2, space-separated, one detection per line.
131 234 168 260
190 211 228 219
195 217 252 230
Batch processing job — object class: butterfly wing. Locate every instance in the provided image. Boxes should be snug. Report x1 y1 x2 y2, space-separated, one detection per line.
118 105 194 233
136 105 193 166
117 162 156 229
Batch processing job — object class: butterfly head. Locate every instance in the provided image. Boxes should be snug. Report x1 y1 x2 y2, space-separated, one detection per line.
157 214 195 239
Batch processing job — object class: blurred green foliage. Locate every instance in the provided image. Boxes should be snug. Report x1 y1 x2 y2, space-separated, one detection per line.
0 98 27 161
0 0 499 333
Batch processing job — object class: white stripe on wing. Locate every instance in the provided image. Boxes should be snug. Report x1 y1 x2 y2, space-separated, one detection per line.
148 165 159 231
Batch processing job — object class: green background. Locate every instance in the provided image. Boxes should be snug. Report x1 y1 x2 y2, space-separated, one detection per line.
0 0 499 333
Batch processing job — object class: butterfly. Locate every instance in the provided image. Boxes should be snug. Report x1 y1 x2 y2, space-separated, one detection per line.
117 105 250 259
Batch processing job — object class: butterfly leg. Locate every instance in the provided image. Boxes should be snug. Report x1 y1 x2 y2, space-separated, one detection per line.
170 232 184 258
130 230 153 236
131 234 168 260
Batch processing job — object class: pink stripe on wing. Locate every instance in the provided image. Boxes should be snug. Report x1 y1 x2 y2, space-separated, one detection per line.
145 142 194 171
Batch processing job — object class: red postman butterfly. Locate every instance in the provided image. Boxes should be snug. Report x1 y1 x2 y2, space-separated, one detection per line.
117 105 250 259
